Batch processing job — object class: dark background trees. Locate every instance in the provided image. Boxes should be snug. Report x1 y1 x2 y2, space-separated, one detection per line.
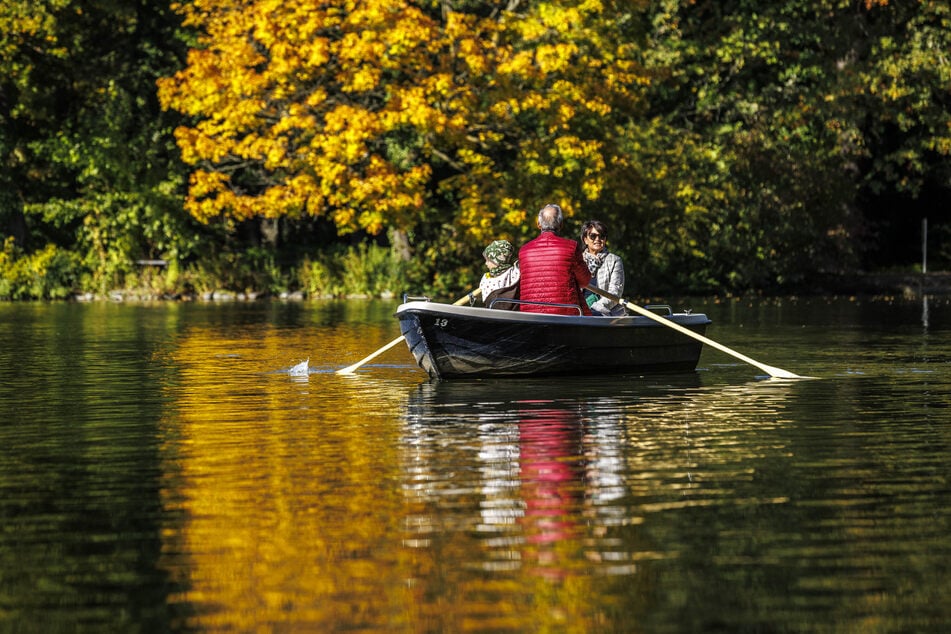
1 0 948 299
1 0 200 297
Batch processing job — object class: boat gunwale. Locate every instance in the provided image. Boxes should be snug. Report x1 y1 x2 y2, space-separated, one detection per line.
395 300 711 328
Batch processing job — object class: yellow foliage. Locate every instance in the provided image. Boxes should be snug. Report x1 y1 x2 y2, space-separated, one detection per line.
536 42 579 73
158 0 649 243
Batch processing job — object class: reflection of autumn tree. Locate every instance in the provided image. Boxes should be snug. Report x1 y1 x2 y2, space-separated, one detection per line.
158 321 415 631
159 346 803 631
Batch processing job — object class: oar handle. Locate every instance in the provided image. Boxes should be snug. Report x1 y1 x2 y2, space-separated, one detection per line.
584 285 803 379
450 288 482 306
336 288 482 375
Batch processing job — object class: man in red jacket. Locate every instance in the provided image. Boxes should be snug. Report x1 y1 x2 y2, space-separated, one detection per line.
518 203 592 315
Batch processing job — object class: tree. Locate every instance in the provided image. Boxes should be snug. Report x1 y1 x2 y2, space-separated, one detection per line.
0 0 198 296
856 0 951 267
157 0 652 290
638 0 951 288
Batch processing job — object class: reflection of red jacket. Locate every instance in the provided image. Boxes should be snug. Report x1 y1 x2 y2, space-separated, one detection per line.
518 231 592 315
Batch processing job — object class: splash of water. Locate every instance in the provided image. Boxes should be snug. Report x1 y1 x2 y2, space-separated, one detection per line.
289 358 309 376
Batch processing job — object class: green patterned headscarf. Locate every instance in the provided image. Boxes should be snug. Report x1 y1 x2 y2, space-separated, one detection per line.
483 240 516 277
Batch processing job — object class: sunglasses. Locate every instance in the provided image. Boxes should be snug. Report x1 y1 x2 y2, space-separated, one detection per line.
586 233 604 240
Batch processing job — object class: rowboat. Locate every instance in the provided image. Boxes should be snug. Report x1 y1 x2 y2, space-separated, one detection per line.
396 299 711 379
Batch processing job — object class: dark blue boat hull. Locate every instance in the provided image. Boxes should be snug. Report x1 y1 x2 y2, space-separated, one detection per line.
396 301 710 379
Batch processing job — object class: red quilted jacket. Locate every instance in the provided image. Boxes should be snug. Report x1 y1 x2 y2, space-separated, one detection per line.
517 231 592 315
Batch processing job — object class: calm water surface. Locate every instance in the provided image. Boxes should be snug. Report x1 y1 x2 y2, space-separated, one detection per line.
1 296 949 632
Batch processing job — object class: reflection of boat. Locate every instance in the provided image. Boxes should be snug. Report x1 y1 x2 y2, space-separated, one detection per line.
400 374 699 588
396 300 711 379
406 374 704 414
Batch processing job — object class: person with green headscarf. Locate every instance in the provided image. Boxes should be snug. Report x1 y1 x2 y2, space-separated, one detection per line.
479 239 520 310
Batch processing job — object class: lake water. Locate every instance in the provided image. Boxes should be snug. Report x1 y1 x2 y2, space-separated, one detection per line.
1 295 949 632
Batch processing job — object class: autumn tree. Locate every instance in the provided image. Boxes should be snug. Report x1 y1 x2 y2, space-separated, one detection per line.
158 0 652 290
4 0 946 298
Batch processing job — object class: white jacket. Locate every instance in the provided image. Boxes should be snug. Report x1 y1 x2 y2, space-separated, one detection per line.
588 252 626 316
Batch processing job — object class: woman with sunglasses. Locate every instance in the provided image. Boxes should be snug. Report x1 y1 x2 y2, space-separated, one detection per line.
580 220 627 316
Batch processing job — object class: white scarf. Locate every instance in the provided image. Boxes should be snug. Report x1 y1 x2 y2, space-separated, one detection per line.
480 263 520 297
583 249 608 274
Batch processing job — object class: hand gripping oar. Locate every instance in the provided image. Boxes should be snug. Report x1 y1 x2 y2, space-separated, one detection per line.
584 285 803 379
336 289 482 375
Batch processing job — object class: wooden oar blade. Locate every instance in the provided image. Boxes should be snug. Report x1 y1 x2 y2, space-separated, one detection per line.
336 336 406 375
759 365 803 380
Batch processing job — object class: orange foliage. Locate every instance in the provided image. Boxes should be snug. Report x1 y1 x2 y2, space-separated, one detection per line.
158 0 649 243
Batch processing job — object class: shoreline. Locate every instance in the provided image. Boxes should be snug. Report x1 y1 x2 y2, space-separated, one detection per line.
817 272 951 298
6 273 948 304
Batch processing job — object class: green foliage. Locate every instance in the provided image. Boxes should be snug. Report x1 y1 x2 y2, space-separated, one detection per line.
183 246 278 296
609 119 736 293
1 0 949 300
340 244 402 297
298 255 344 298
1 0 197 295
858 1 951 197
630 0 901 292
0 237 80 300
164 241 404 298
21 187 202 294
932 224 951 271
299 244 403 298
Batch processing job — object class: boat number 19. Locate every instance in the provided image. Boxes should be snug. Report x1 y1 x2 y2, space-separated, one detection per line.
434 318 449 328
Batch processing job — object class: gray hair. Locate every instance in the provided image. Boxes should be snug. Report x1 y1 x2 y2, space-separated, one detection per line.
537 203 564 233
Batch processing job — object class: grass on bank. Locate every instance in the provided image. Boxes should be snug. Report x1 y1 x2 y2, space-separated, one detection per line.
0 238 406 301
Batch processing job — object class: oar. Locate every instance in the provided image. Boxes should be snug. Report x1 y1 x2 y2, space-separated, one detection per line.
584 284 803 379
336 289 482 375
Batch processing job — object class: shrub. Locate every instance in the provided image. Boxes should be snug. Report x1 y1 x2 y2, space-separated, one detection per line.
0 238 82 300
